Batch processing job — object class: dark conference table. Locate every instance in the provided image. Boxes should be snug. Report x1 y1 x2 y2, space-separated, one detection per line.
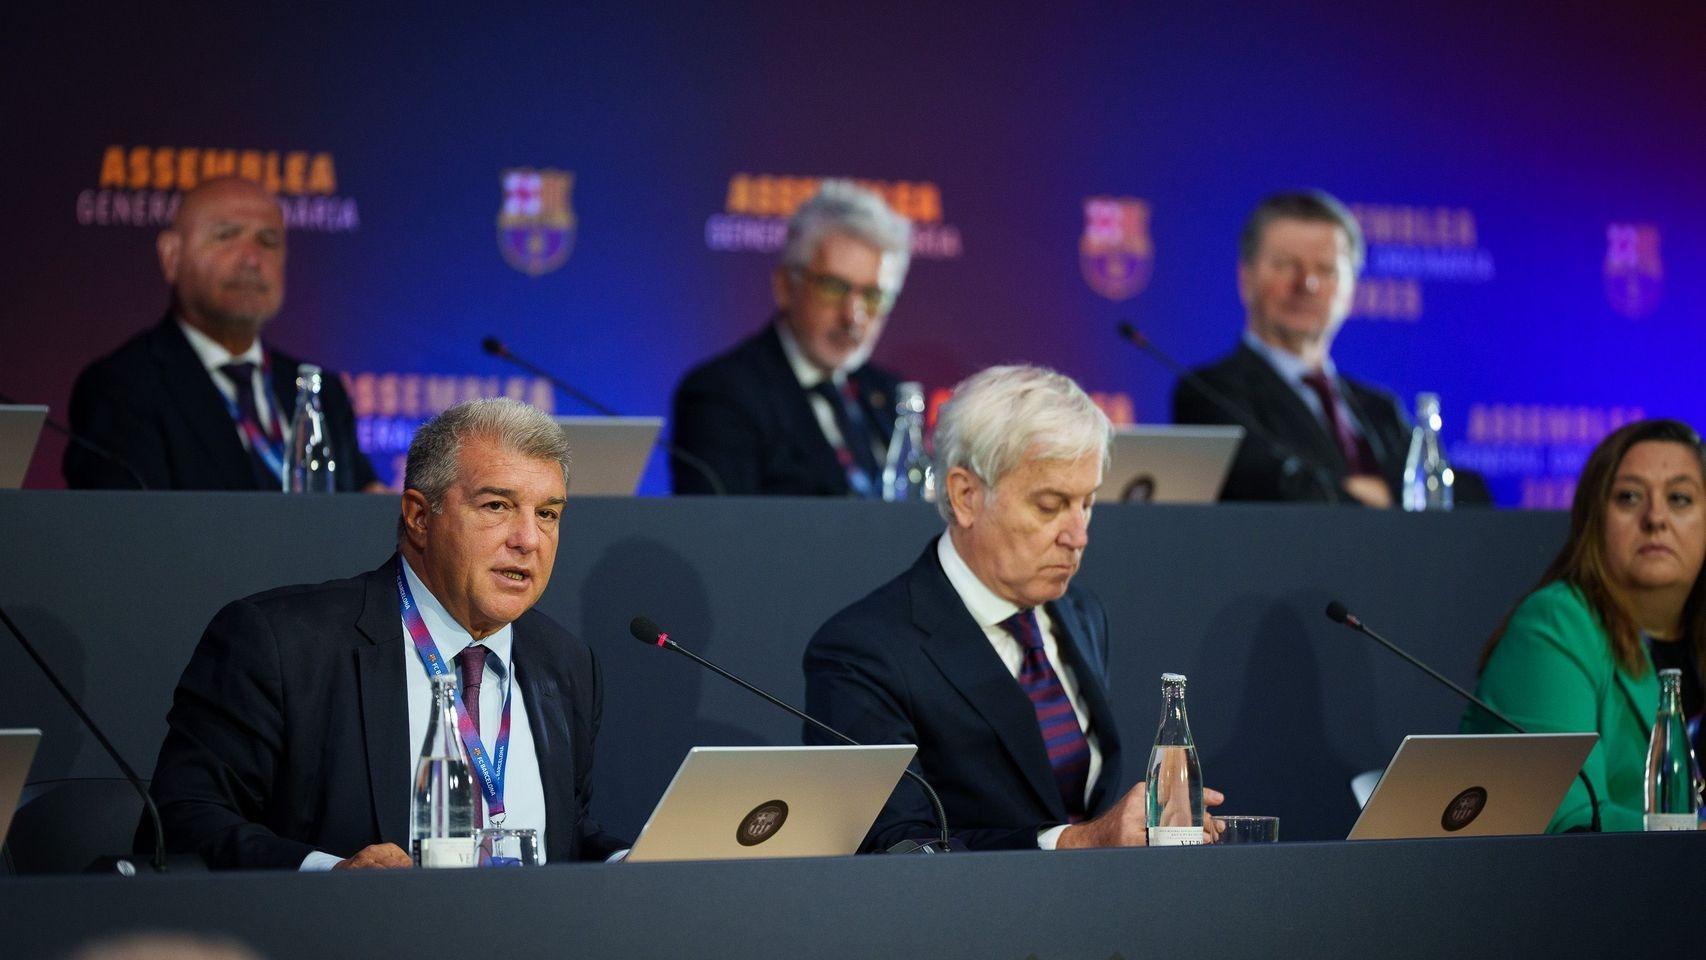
4 833 1701 959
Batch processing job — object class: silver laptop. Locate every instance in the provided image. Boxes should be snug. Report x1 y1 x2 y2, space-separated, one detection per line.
0 405 48 489
627 745 917 863
1348 733 1598 840
552 416 663 497
1100 425 1243 504
0 729 43 846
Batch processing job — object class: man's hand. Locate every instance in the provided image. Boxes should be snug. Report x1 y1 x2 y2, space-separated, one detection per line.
333 843 414 869
1342 474 1393 509
1056 783 1227 849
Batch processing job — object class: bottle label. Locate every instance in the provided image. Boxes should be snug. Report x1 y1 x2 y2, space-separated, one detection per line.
420 836 479 868
1147 825 1204 846
1643 813 1698 832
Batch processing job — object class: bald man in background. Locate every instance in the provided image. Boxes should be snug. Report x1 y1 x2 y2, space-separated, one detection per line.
65 176 380 491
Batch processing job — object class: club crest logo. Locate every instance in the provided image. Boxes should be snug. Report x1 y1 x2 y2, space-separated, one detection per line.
1080 196 1153 301
1440 786 1488 832
498 168 576 277
1604 223 1662 318
735 799 789 846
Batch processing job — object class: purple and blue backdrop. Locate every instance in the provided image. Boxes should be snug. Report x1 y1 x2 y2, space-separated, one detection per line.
4 3 1703 504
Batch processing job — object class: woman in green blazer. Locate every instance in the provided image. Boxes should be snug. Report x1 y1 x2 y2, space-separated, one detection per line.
1465 419 1706 831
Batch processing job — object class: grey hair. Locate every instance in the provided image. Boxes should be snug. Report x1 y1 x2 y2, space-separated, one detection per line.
1238 189 1365 272
780 180 914 290
397 397 570 539
932 365 1112 522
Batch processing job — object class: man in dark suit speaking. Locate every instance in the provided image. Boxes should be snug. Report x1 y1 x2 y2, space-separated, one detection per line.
146 398 625 869
64 176 379 491
672 181 911 496
804 366 1221 851
1172 190 1409 506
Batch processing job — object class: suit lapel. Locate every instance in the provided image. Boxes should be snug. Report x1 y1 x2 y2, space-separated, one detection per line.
354 558 410 845
1232 345 1347 471
755 324 852 493
908 549 1067 820
147 317 267 489
510 620 579 862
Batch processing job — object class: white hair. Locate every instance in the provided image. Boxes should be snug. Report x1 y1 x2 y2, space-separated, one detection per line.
932 365 1112 522
780 180 913 290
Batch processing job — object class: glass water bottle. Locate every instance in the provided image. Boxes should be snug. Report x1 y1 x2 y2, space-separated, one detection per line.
1146 673 1205 845
411 674 478 866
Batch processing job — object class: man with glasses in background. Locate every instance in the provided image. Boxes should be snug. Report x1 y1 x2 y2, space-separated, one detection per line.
671 181 913 496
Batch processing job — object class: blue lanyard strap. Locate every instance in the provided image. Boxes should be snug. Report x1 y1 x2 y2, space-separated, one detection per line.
397 568 513 818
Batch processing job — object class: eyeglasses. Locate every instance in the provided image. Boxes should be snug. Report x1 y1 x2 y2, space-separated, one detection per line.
791 268 895 315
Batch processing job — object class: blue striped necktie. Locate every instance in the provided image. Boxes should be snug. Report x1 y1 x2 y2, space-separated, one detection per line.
1002 609 1091 821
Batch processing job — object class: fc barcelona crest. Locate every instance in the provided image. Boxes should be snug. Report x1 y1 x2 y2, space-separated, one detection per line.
1604 222 1662 319
498 168 576 277
1080 196 1154 302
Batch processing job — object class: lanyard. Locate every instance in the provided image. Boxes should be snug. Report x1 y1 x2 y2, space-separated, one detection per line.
397 568 513 820
220 353 287 480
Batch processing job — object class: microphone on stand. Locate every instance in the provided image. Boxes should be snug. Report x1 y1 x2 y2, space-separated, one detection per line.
628 615 953 853
1112 323 1338 502
480 337 728 496
0 391 148 490
1324 600 1602 833
0 601 169 872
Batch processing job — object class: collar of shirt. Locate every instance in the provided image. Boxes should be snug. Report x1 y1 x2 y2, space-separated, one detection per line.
774 320 848 392
178 318 265 380
400 556 515 667
936 531 1023 630
1242 327 1336 386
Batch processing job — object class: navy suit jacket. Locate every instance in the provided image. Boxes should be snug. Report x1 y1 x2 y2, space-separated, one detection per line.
65 315 377 491
670 322 900 496
803 541 1124 851
1171 343 1411 503
145 557 626 869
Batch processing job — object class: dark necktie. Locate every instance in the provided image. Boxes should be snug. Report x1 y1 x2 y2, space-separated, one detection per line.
1001 609 1091 822
810 380 881 497
456 645 489 826
1300 369 1377 474
216 361 283 487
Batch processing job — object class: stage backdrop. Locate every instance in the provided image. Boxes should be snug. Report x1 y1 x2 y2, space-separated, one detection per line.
4 3 1703 504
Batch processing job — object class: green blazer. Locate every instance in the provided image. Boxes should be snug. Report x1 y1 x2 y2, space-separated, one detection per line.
1461 580 1658 832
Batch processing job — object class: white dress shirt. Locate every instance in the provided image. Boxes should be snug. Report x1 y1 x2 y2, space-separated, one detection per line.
935 533 1103 850
176 319 291 451
298 558 547 870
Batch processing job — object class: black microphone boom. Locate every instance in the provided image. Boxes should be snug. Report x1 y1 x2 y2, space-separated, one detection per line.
1324 600 1602 833
1113 323 1337 502
0 601 168 872
481 338 728 496
628 615 952 852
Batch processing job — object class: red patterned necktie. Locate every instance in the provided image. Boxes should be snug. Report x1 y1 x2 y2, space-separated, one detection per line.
455 645 488 825
1001 610 1090 822
1301 369 1377 474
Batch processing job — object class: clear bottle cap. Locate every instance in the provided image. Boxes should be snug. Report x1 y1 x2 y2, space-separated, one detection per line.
1161 672 1187 684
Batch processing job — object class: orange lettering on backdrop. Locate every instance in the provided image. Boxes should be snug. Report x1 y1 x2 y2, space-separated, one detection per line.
262 152 282 193
425 376 459 414
152 147 176 190
99 146 127 188
307 153 336 194
128 147 151 189
238 151 262 183
176 148 200 191
202 150 236 180
725 174 752 213
283 152 307 195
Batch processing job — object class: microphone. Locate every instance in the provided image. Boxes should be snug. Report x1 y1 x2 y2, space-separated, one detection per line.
628 615 953 853
0 600 169 871
0 392 148 490
1113 323 1338 502
480 338 728 496
1324 600 1602 833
